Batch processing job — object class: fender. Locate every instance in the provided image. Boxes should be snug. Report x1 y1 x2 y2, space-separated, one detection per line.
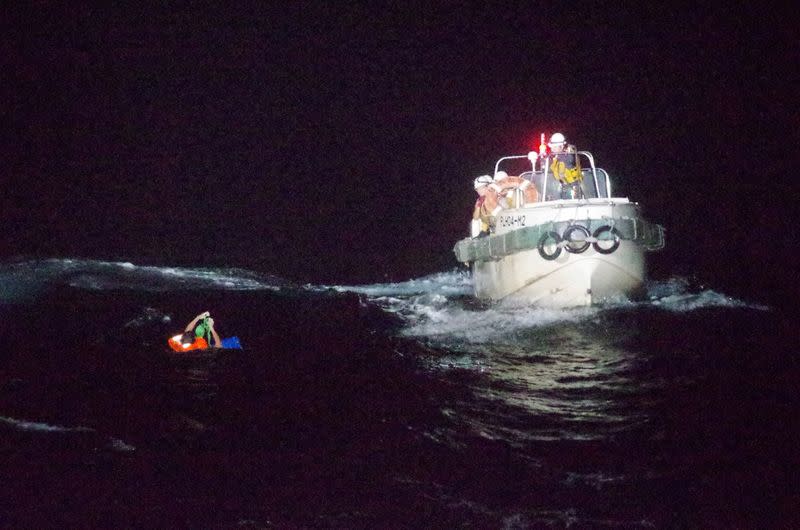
563 225 591 254
592 226 621 254
538 231 562 261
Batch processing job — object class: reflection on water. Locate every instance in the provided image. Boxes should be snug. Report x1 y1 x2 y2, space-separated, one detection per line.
434 321 654 442
339 271 767 448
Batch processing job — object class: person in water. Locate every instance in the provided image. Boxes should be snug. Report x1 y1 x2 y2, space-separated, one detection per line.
168 311 222 352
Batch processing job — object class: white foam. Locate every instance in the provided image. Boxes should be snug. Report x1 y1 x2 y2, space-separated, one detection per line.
1 415 136 451
402 304 598 343
332 272 767 348
644 278 768 312
330 269 473 297
124 307 171 328
0 415 94 433
108 437 136 452
335 270 600 346
0 258 287 297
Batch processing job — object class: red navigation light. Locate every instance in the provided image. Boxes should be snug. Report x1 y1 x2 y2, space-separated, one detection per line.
539 133 547 156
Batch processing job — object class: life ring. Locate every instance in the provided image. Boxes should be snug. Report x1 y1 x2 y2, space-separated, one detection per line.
563 225 591 254
538 231 562 261
494 176 539 206
592 225 620 254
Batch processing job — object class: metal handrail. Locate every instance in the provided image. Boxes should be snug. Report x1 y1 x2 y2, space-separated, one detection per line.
493 150 613 202
493 155 534 178
577 151 601 198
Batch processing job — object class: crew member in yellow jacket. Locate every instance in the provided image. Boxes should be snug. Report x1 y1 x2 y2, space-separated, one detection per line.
547 132 584 199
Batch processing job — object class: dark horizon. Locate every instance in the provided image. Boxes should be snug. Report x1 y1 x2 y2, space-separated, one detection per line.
2 5 796 300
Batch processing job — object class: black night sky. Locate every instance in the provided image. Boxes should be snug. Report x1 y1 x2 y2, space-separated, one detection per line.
2 4 797 299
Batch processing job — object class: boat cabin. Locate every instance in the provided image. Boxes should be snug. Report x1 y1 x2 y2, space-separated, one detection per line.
493 151 612 204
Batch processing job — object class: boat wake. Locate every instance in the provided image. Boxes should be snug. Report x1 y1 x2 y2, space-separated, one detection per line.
333 270 768 346
333 270 774 445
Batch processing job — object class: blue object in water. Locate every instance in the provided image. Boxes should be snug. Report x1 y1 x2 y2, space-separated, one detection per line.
221 336 242 349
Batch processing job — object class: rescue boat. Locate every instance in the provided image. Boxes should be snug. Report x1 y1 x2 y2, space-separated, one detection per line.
453 148 665 307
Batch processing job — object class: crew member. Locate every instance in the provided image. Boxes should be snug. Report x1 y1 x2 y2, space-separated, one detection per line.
547 132 584 199
471 175 498 238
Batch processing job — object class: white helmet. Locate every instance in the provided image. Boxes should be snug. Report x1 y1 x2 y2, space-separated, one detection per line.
548 132 566 147
494 170 508 182
473 175 492 190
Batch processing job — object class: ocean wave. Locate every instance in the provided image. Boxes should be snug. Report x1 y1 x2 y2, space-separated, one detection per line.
400 303 599 343
123 307 172 328
0 414 136 452
0 415 94 433
329 269 473 297
645 278 768 312
0 258 290 301
334 272 767 345
329 270 768 447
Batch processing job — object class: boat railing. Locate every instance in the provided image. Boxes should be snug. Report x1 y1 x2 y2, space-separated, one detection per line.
511 187 526 208
523 168 611 202
576 151 600 198
493 154 537 178
579 168 612 199
495 151 614 203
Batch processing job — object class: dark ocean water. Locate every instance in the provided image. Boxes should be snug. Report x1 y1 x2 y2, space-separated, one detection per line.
1 259 797 528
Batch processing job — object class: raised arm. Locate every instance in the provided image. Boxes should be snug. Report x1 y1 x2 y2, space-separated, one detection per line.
184 311 211 332
207 318 222 348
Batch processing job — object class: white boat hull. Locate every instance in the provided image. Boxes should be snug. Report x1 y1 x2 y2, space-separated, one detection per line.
468 199 652 307
473 240 645 307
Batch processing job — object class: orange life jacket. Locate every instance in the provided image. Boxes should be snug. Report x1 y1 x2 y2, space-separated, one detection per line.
168 335 209 352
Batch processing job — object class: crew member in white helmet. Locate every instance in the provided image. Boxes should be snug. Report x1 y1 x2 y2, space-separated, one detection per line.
471 175 499 238
547 132 584 199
